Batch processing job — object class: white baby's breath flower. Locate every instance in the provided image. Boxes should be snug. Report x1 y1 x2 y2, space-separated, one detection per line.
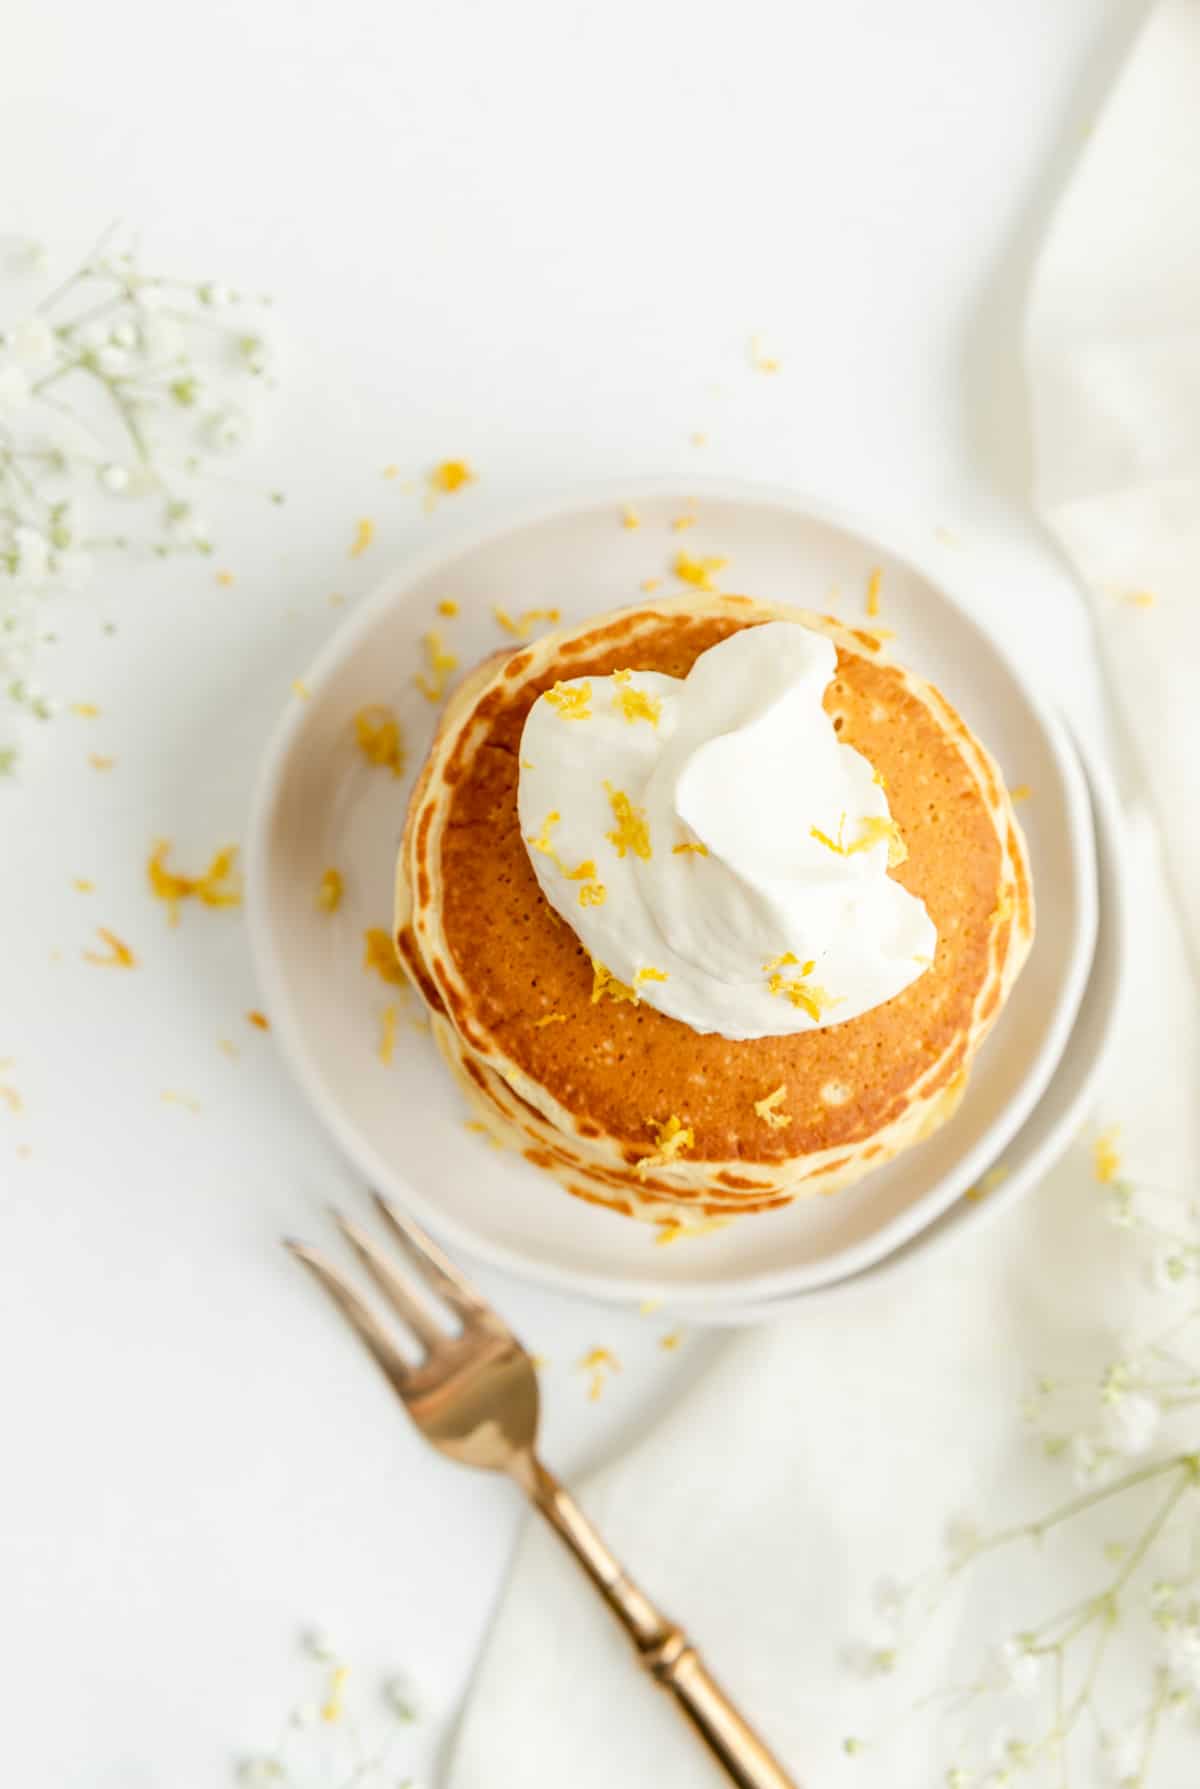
994 1635 1042 1696
236 1758 285 1785
76 320 111 353
95 344 132 378
237 333 269 375
98 463 130 493
1070 1432 1110 1488
0 364 30 410
1102 1391 1161 1456
288 1701 320 1730
205 405 250 452
198 281 232 307
1163 1620 1200 1693
383 1671 421 1720
109 321 138 349
12 526 50 581
300 1624 339 1663
9 317 55 367
1152 1248 1190 1290
1101 1726 1142 1785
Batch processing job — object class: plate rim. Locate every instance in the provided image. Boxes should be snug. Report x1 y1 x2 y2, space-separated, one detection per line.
247 474 1104 1309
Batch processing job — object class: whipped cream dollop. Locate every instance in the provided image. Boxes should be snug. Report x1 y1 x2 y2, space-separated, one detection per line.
516 621 936 1040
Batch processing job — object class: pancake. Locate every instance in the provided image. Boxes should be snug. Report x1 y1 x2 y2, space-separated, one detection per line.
394 595 1033 1228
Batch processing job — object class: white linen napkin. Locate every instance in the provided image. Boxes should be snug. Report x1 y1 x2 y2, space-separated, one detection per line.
447 6 1200 1782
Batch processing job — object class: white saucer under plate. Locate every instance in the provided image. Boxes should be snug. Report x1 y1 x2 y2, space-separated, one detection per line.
248 479 1101 1314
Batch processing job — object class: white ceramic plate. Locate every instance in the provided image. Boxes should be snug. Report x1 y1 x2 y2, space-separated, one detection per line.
247 479 1098 1311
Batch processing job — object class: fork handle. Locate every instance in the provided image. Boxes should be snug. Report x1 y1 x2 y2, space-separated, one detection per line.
518 1456 801 1789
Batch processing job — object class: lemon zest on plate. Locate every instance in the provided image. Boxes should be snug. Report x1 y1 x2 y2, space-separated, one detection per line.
363 928 407 986
494 605 561 638
317 868 344 912
83 926 136 968
865 567 882 617
673 551 727 591
349 518 374 558
415 631 459 703
148 841 242 925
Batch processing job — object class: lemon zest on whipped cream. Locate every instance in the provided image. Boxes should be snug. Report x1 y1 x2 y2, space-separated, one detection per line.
579 882 607 907
673 551 727 591
415 631 458 703
545 680 592 720
354 704 406 775
754 1086 793 1131
527 810 561 856
767 970 841 1021
363 927 407 986
493 605 561 638
562 857 595 880
638 1114 695 1176
590 958 639 1005
811 813 907 869
611 671 662 727
317 868 344 912
672 840 709 856
635 966 669 984
604 783 652 859
762 951 816 975
148 840 242 925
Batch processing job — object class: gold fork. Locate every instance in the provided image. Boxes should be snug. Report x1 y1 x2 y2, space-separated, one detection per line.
286 1192 800 1789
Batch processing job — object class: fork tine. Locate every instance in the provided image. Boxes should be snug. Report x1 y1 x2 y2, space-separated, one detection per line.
371 1191 498 1329
333 1210 446 1352
285 1239 411 1397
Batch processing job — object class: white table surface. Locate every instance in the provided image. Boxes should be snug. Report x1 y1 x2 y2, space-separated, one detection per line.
1 2 1142 1782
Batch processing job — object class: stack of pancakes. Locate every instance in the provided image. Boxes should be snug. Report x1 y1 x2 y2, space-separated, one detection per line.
394 596 1033 1231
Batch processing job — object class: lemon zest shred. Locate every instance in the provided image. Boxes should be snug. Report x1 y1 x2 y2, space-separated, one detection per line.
527 810 561 857
493 605 562 638
654 1216 733 1245
604 783 652 860
83 927 136 968
415 631 458 703
660 1329 686 1351
635 966 669 984
865 567 882 617
430 459 474 494
465 1119 504 1149
89 754 115 770
611 676 662 727
750 333 781 373
378 1004 398 1065
753 1085 793 1131
70 701 100 717
767 971 841 1021
1011 784 1032 803
544 680 592 720
437 599 459 617
622 507 640 530
148 841 242 925
579 881 607 907
578 1346 621 1402
673 551 727 591
349 518 374 558
317 868 344 913
811 813 906 868
590 959 639 1005
638 1114 695 1176
322 1665 349 1723
0 1085 23 1113
641 577 662 592
73 877 95 892
353 704 406 775
1093 1126 1122 1186
363 928 407 986
246 1010 270 1030
965 1165 1009 1203
534 1013 568 1028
